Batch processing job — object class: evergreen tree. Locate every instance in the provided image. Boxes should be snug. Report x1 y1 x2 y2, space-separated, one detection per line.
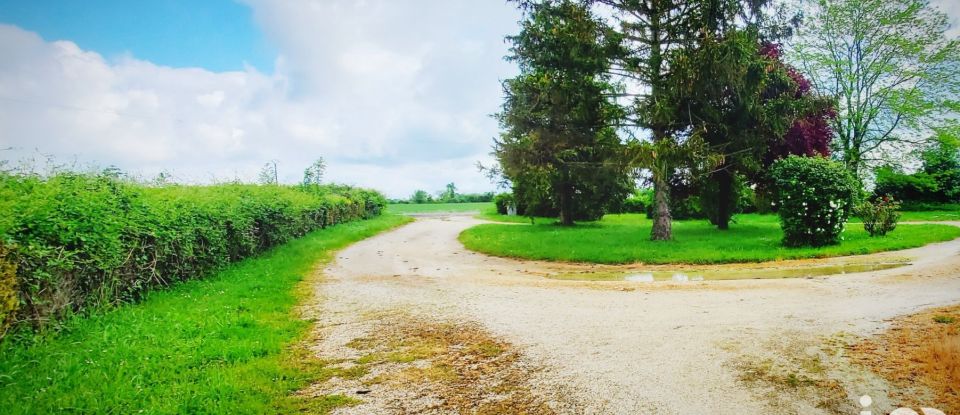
496 0 630 225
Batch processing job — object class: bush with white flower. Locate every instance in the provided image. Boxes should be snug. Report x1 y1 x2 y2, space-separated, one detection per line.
769 156 858 247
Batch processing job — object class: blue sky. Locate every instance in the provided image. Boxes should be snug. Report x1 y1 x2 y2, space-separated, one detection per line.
2 1 953 198
0 0 274 72
0 1 522 198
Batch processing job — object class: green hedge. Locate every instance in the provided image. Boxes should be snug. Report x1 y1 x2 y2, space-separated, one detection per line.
0 173 385 335
874 167 941 203
0 244 16 336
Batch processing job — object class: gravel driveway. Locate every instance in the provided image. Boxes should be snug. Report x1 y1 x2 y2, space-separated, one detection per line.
308 214 960 414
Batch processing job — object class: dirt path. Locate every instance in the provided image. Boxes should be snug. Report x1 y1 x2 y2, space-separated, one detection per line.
307 215 960 414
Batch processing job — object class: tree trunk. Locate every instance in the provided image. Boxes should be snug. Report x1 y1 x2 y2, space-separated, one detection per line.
559 166 574 226
647 8 671 241
716 167 732 230
651 172 672 240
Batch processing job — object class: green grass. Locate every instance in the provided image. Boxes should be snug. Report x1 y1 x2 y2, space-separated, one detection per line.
459 213 960 264
475 205 557 224
387 202 493 214
933 315 956 324
897 210 960 221
0 214 412 415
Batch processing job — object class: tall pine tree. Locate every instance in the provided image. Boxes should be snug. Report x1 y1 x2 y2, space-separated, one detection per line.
496 0 630 225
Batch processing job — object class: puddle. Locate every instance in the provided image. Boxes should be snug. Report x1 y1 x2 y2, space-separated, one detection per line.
551 262 910 282
624 273 654 282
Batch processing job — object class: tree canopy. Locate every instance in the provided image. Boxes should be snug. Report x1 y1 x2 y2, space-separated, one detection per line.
791 0 960 178
495 0 631 225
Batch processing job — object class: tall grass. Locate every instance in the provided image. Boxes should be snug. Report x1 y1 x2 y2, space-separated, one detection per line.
923 333 960 404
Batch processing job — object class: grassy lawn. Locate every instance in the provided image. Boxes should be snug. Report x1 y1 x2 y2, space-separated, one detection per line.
475 205 559 223
387 202 493 214
459 213 960 264
0 214 411 415
895 210 960 221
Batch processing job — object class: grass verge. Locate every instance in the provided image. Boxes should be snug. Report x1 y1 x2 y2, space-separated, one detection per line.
896 210 960 222
387 202 493 214
0 214 412 414
475 205 558 224
459 213 960 264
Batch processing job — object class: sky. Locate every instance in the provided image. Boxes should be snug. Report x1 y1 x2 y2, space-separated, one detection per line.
0 0 522 198
0 1 957 198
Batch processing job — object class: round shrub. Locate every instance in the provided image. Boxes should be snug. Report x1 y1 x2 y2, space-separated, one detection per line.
770 156 857 247
855 195 901 237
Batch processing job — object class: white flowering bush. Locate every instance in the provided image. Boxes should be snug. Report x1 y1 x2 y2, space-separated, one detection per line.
769 156 857 247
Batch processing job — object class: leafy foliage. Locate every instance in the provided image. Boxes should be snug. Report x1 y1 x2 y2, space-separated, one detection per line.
874 167 941 203
791 0 960 177
770 156 857 247
920 130 960 202
699 173 757 224
871 131 960 206
665 29 818 229
0 244 16 336
611 188 650 214
759 43 834 163
493 192 515 215
856 196 902 237
0 214 409 414
496 0 631 225
628 137 722 227
409 189 433 204
0 172 385 335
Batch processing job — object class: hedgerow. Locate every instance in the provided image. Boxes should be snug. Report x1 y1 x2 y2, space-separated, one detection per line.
0 172 385 336
0 244 16 336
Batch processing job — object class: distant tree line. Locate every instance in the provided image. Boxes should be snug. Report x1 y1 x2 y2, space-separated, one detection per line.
390 182 495 204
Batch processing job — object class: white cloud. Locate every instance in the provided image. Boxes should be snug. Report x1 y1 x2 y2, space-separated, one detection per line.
932 0 960 38
0 1 521 198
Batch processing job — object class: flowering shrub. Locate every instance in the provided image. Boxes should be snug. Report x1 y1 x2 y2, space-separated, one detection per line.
855 195 902 237
770 156 858 247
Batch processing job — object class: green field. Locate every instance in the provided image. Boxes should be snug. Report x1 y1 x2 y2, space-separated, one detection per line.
387 202 494 214
891 210 960 222
459 213 960 264
0 214 411 415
